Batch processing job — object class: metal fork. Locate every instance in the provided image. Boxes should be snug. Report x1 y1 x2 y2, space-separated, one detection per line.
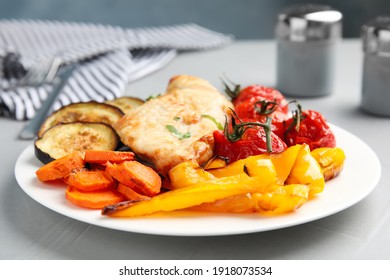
17 63 77 140
2 54 61 90
18 56 62 87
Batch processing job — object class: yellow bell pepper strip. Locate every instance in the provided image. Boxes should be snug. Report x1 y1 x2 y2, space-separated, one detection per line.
286 144 325 196
190 184 309 214
190 193 258 213
251 184 310 214
208 144 301 185
208 156 276 179
102 172 277 217
265 144 302 185
203 156 228 170
168 161 215 189
311 147 346 181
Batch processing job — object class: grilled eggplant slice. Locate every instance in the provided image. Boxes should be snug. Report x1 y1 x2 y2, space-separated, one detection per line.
35 122 119 163
105 96 145 115
38 101 124 138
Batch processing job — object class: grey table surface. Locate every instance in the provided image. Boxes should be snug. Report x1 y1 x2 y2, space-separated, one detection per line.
1 39 389 260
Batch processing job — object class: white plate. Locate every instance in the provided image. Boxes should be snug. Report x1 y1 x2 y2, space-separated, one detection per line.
15 125 381 236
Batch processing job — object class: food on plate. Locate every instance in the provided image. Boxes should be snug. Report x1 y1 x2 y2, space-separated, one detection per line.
37 101 125 138
311 147 346 181
35 152 84 182
224 80 336 151
206 144 301 185
190 184 310 214
35 122 119 163
202 156 228 170
35 149 154 209
102 168 276 217
285 144 324 196
117 183 149 201
273 105 336 150
36 98 143 162
105 96 145 115
34 75 346 218
65 186 125 209
224 82 289 124
114 75 233 175
103 143 327 217
105 161 161 197
168 161 215 189
83 150 135 164
66 170 116 191
213 110 287 163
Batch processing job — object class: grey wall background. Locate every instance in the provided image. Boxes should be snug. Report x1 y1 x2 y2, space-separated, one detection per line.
0 0 388 39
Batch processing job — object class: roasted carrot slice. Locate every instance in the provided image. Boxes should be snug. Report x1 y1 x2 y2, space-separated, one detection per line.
117 183 149 200
67 170 115 191
65 186 125 209
84 150 135 164
62 176 70 185
87 163 107 171
36 152 84 182
105 161 161 196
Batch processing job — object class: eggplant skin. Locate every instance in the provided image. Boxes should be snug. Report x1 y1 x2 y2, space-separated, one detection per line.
37 101 124 138
34 122 119 163
34 144 58 164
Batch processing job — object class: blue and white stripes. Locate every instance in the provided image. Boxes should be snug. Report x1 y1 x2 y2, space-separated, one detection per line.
0 20 232 120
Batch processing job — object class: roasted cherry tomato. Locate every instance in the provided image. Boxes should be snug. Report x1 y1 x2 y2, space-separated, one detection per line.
234 99 289 125
213 129 287 163
277 109 336 150
223 80 336 153
224 82 289 124
213 114 287 163
233 84 289 110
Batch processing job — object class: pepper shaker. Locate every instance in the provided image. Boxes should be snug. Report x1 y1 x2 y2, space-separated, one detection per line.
275 4 342 97
361 16 390 117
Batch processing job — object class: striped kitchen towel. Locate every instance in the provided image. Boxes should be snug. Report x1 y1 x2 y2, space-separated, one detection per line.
0 20 233 120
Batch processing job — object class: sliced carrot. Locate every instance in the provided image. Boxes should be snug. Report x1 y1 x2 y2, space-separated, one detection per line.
65 186 125 209
117 183 149 200
105 161 162 196
87 163 107 171
62 176 70 185
36 152 84 182
67 170 116 191
84 150 135 164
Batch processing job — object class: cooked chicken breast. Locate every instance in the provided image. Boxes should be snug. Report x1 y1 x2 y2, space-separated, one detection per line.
114 75 233 175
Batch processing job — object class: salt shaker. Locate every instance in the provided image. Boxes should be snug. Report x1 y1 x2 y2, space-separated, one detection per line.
361 16 390 117
275 4 342 97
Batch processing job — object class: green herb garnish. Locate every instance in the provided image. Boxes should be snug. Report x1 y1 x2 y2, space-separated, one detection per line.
201 114 223 130
146 93 162 101
165 125 191 140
